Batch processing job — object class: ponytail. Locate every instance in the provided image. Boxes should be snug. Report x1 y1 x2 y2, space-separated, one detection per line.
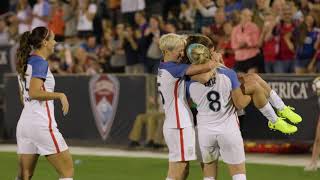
16 31 32 81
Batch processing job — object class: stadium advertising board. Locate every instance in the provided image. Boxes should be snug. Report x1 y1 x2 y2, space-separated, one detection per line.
2 74 320 145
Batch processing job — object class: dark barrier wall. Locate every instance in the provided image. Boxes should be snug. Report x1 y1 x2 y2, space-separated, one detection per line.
241 74 319 142
2 74 320 144
3 74 146 145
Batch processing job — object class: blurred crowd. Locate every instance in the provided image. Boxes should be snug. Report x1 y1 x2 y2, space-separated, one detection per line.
0 0 320 74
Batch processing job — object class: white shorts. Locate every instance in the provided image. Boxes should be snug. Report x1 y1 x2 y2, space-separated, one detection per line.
16 120 68 156
163 126 196 162
196 126 245 164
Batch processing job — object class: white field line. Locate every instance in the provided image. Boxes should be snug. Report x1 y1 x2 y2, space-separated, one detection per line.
0 144 319 168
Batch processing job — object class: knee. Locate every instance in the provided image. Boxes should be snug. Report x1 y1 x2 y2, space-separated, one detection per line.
243 81 260 94
248 73 260 81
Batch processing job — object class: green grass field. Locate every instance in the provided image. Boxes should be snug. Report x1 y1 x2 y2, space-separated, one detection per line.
0 152 319 180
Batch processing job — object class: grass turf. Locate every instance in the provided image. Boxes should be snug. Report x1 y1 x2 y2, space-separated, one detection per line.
0 152 319 180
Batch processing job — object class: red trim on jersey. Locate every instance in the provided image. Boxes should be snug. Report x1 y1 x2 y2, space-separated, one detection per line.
179 128 185 161
174 80 181 128
43 85 60 153
174 79 185 161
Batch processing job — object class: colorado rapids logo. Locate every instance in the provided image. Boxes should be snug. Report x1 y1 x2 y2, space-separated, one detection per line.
89 74 120 140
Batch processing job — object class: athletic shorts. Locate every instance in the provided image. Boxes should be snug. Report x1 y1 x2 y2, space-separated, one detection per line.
16 120 68 156
234 53 263 73
196 126 245 164
163 126 196 162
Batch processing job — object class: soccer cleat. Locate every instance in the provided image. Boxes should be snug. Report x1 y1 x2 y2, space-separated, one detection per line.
277 106 302 124
268 117 298 134
304 162 318 171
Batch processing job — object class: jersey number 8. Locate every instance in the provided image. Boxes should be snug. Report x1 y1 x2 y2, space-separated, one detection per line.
207 91 221 112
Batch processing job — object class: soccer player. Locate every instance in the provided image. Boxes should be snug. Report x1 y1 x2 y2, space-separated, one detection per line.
305 80 320 171
158 33 217 180
185 34 301 134
15 27 73 180
186 43 249 180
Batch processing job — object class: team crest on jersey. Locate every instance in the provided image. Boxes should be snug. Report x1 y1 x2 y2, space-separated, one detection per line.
89 74 120 141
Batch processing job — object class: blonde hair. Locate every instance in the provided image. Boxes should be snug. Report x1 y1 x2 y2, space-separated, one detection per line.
187 43 225 72
159 33 185 52
187 44 212 65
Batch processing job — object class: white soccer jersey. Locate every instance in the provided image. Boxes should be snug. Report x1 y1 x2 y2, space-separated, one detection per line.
187 67 241 133
18 55 56 127
157 62 194 129
16 55 67 155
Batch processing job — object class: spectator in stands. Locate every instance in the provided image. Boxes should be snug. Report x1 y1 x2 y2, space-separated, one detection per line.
76 0 97 39
31 0 51 29
122 25 144 74
109 23 126 73
48 53 67 74
259 11 278 73
225 0 243 18
210 8 226 45
162 0 180 21
231 8 262 73
271 0 285 21
291 1 304 27
194 0 217 33
299 0 311 15
48 0 65 42
16 0 31 35
252 0 270 30
307 31 320 73
216 0 225 9
97 28 113 73
107 0 121 26
134 11 148 35
121 0 145 26
164 20 178 34
0 18 10 45
295 15 318 74
62 0 78 41
178 1 196 31
218 21 235 68
144 15 162 74
128 95 165 149
307 6 320 73
275 4 295 73
73 47 87 73
79 33 100 54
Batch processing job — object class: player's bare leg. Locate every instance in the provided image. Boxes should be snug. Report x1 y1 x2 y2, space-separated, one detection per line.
227 163 246 180
305 117 320 171
240 73 302 124
241 80 297 134
201 161 218 180
167 161 189 180
46 150 74 179
19 154 39 180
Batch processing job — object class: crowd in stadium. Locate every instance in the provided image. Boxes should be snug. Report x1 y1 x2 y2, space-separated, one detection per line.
0 0 319 75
